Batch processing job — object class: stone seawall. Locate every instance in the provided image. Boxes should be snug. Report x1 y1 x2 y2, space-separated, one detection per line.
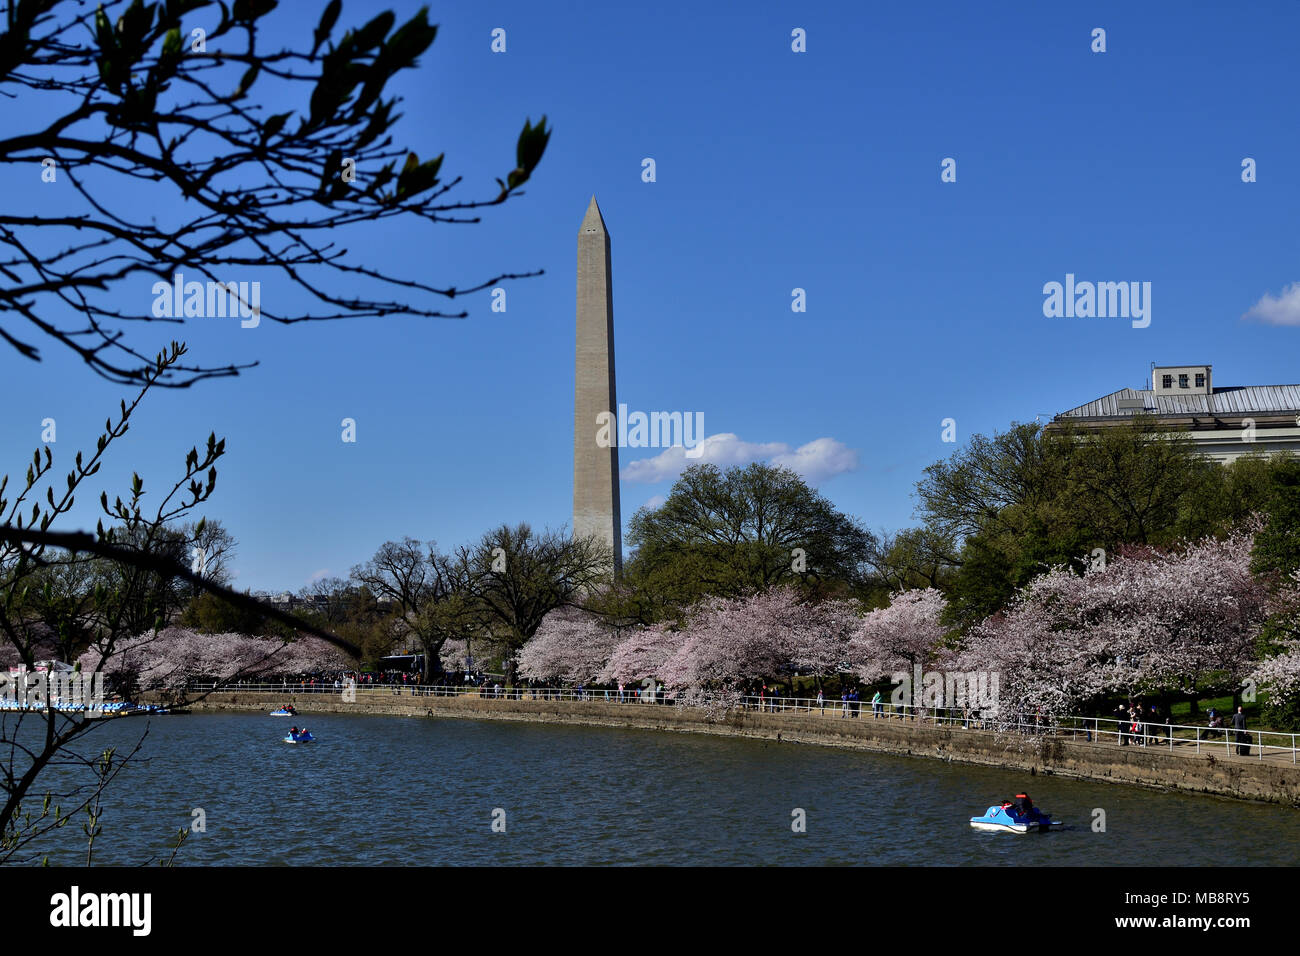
175 690 1300 807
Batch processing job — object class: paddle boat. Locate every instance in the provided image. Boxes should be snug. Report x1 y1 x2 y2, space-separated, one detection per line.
270 706 296 717
283 728 315 744
970 793 1063 833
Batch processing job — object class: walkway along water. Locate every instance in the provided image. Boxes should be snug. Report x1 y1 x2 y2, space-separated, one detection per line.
177 684 1300 807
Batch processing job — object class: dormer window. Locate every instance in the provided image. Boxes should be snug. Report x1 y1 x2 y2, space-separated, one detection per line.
1195 373 1205 388
1162 375 1172 389
1179 374 1189 388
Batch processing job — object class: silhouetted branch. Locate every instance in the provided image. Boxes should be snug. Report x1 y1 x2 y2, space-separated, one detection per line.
0 0 551 384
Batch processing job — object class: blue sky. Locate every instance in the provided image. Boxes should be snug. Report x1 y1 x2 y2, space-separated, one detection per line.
3 0 1299 592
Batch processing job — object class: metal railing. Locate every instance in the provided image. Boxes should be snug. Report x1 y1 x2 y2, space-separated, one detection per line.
191 681 669 702
185 682 1300 765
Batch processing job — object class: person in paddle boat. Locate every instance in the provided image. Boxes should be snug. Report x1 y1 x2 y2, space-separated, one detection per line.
290 726 299 736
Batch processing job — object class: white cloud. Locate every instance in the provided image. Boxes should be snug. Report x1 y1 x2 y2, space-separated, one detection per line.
642 494 666 510
620 433 858 486
772 437 860 484
1243 282 1300 326
307 568 331 583
621 433 785 483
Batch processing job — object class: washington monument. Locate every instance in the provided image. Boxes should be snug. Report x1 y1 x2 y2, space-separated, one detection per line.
573 196 622 571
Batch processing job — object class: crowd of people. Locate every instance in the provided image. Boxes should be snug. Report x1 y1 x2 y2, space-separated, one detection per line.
1113 701 1252 754
1114 702 1172 746
735 684 996 727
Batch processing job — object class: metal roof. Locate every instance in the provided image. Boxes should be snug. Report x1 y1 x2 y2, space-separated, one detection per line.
1057 385 1300 420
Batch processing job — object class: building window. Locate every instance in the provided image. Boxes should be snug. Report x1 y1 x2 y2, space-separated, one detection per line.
1179 374 1188 388
1162 375 1172 389
1195 373 1205 388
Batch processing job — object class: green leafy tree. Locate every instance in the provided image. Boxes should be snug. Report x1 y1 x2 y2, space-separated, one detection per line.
1252 456 1300 581
918 417 1253 628
1046 418 1216 546
1173 454 1277 541
864 526 959 598
621 463 875 617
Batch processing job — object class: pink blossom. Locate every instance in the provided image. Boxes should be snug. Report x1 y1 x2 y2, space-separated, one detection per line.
848 588 947 682
517 609 620 683
655 587 856 690
599 623 686 686
954 529 1279 722
77 627 355 692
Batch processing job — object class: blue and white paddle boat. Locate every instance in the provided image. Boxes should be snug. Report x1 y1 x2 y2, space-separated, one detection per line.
283 728 315 744
270 706 296 717
970 793 1063 833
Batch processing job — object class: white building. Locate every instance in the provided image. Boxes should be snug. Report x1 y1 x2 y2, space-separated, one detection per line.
1051 364 1300 463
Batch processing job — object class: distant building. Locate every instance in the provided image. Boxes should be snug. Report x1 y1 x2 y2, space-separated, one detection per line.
1051 364 1300 463
266 592 325 610
262 591 392 612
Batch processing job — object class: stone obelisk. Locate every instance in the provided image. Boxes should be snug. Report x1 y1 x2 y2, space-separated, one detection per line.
573 196 622 571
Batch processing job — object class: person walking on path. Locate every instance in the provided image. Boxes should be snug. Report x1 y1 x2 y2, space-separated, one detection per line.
816 689 824 714
1232 706 1250 756
872 690 883 718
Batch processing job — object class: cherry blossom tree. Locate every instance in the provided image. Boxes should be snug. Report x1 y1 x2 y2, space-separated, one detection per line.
1248 569 1300 718
78 627 356 694
438 639 471 674
647 587 857 691
788 598 861 684
517 609 620 683
660 592 791 689
847 588 948 683
954 529 1284 724
591 588 866 693
1251 640 1300 707
599 623 686 687
245 634 356 677
948 573 1099 726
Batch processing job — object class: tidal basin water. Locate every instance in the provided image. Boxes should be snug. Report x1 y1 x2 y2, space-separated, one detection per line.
22 712 1300 865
